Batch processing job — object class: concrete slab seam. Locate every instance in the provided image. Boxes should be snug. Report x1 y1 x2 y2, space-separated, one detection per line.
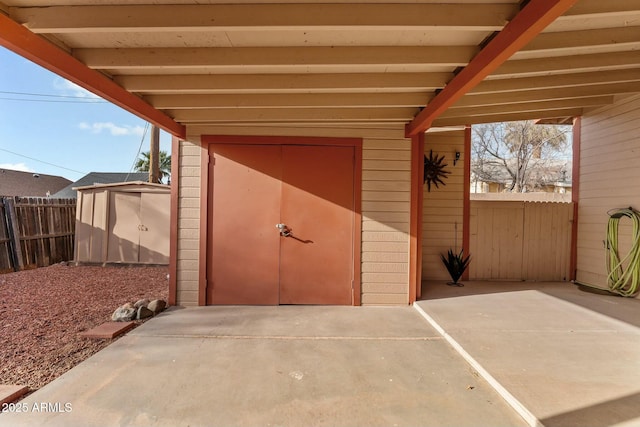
413 303 544 427
130 334 445 341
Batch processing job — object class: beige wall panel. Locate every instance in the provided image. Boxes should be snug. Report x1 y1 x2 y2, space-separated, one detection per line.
363 211 410 223
362 181 411 192
362 201 410 213
178 198 200 209
362 252 409 262
361 137 410 305
577 94 640 290
178 208 200 219
362 221 409 233
361 241 408 253
178 239 200 251
363 150 411 161
179 176 201 188
362 191 410 202
361 293 409 305
177 290 199 307
362 170 411 181
421 130 465 282
180 167 201 177
176 140 202 307
179 188 201 199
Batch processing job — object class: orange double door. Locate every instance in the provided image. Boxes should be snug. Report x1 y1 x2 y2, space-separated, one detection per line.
206 143 357 305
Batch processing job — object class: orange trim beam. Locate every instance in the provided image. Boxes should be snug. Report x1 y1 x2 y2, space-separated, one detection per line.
0 13 185 138
405 0 579 137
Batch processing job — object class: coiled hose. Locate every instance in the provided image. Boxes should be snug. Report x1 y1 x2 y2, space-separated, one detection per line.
606 207 640 297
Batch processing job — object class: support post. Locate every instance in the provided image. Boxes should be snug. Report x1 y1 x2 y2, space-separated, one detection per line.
150 125 161 183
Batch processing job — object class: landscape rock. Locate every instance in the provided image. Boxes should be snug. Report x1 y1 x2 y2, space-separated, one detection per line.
148 299 167 314
134 298 150 309
121 302 135 310
136 306 154 320
111 306 136 322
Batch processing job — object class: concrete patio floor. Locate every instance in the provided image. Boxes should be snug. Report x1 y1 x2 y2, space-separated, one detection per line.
418 280 640 427
3 281 638 427
0 305 526 427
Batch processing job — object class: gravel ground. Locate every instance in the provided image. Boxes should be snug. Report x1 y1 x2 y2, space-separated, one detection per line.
0 264 169 391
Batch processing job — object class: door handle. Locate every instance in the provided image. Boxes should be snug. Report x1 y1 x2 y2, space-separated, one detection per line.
276 223 292 237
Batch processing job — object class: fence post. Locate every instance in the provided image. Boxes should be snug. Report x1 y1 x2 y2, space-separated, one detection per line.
5 197 25 271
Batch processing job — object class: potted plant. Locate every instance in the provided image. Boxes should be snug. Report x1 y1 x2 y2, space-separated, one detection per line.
440 249 471 287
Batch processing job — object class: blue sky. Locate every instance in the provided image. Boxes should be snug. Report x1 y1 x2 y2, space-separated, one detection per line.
0 47 172 182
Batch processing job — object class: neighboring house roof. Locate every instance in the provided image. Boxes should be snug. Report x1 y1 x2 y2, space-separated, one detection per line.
52 172 149 198
0 168 72 197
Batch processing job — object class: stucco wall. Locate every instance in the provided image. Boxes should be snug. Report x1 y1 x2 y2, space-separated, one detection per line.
421 130 465 282
576 94 640 289
175 127 412 306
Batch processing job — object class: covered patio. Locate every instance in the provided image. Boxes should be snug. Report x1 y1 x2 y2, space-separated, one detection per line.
2 0 640 306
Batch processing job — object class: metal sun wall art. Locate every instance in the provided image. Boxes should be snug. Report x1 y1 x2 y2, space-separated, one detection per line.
423 150 450 192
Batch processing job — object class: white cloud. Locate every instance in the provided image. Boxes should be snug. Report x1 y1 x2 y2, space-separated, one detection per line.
0 162 34 172
78 122 145 136
53 78 100 99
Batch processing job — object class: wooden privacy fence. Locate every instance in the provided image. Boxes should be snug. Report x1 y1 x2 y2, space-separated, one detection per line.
0 197 76 273
469 201 573 281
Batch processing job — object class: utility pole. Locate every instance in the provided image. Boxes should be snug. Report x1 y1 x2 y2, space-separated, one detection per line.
149 125 160 184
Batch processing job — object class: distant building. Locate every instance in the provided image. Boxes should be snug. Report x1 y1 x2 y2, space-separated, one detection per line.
0 168 71 197
471 160 572 194
52 172 150 199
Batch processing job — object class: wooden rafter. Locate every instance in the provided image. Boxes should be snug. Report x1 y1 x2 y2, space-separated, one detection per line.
0 13 185 138
405 0 580 136
11 4 512 32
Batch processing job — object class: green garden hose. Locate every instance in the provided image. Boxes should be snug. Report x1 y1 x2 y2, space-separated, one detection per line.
606 207 640 297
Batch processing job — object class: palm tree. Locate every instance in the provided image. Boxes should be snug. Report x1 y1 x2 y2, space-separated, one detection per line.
135 151 171 183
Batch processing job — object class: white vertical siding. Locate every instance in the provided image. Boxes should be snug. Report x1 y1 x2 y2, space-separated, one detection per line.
422 130 465 281
577 94 640 289
176 139 201 306
361 138 411 305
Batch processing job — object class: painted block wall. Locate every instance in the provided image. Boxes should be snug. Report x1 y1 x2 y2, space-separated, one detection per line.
576 94 640 289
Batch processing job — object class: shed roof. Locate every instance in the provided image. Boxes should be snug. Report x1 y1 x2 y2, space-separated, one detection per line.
52 172 149 198
0 168 71 197
1 1 638 134
73 180 170 192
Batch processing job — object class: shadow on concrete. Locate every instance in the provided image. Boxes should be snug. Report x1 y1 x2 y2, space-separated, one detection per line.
421 280 640 329
541 391 640 427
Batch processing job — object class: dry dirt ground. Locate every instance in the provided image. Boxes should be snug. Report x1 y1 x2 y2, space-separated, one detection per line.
0 264 168 391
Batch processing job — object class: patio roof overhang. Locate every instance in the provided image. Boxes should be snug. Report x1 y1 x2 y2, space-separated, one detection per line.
0 0 639 137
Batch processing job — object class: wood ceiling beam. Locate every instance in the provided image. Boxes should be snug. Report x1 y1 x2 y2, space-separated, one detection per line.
116 73 452 94
0 13 185 138
11 4 513 33
439 96 613 119
167 107 417 123
520 26 640 53
454 81 640 107
147 93 432 109
405 0 579 136
432 108 584 127
472 69 640 94
494 51 640 77
562 0 640 16
74 46 477 69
